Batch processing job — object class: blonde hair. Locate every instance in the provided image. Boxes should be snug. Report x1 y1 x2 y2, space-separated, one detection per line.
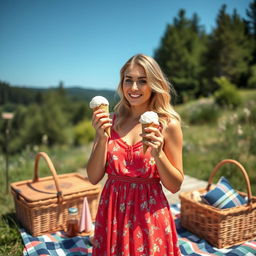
114 54 180 130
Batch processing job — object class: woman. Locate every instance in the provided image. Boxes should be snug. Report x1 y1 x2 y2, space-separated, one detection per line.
87 54 183 255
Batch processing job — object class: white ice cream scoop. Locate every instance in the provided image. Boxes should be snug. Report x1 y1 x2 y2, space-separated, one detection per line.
89 96 109 109
139 111 159 125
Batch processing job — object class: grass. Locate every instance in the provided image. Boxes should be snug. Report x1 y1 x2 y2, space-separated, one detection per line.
239 89 256 101
182 123 256 192
0 213 23 256
182 125 221 179
179 89 256 195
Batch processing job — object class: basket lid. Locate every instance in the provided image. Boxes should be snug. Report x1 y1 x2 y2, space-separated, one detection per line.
10 173 101 202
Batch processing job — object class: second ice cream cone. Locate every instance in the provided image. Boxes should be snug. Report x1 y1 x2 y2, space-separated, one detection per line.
139 111 160 154
142 123 150 154
143 144 148 154
142 123 158 154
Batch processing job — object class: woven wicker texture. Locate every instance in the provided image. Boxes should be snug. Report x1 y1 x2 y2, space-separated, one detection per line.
10 152 101 236
179 159 256 248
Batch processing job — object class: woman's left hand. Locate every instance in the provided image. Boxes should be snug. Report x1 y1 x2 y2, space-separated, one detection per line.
141 126 164 157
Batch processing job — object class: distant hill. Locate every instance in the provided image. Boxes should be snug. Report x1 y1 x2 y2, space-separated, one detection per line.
0 82 118 107
66 87 118 104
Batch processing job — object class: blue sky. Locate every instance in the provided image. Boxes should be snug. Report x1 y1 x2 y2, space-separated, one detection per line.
0 0 251 90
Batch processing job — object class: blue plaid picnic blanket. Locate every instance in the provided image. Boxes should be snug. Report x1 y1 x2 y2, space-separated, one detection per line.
171 204 256 256
21 204 256 256
21 230 93 256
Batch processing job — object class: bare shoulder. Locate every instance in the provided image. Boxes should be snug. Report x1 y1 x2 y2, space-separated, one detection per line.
163 118 182 135
162 119 183 147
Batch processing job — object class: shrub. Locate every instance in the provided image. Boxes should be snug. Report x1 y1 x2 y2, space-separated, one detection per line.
249 129 256 155
237 100 256 124
248 65 256 89
214 76 241 108
236 100 256 154
74 119 95 145
181 98 220 124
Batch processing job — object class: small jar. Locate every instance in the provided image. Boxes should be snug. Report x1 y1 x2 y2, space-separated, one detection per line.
66 207 79 237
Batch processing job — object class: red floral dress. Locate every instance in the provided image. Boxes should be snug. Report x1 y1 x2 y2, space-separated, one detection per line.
92 124 181 256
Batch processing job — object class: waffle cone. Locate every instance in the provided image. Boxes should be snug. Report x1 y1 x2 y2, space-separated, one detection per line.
142 123 158 154
143 144 148 155
93 104 111 137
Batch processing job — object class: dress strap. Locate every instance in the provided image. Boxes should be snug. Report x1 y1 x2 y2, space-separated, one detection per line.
108 174 160 184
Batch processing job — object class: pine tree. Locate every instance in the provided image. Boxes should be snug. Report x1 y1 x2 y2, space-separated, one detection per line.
41 89 72 146
246 0 256 38
154 10 207 102
206 5 251 87
246 0 256 66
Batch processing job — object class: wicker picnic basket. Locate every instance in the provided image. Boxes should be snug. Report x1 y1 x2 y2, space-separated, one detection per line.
10 152 102 236
179 159 256 248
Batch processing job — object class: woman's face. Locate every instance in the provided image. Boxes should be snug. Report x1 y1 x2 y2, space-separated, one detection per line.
122 64 152 108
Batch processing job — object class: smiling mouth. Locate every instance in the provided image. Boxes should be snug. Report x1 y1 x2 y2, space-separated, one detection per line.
129 93 142 98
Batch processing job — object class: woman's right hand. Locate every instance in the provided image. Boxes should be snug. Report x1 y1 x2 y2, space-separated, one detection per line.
92 109 112 139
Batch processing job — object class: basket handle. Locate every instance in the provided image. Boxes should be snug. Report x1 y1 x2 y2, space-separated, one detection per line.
206 159 252 205
33 152 63 203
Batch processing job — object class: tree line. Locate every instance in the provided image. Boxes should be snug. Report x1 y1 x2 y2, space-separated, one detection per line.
0 84 91 153
0 82 118 153
154 2 256 102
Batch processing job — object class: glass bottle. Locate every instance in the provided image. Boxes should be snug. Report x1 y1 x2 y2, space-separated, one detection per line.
66 207 79 237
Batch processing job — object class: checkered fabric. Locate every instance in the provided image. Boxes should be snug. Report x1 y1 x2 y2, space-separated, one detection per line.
172 204 256 256
21 229 92 256
202 176 246 209
21 204 256 256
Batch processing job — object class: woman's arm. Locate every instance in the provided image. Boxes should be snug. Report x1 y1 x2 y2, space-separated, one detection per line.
142 119 184 193
86 110 112 185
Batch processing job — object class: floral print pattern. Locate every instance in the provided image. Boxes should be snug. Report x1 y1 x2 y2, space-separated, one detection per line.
92 128 181 256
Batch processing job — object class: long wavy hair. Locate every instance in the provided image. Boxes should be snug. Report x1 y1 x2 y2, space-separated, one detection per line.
114 54 180 130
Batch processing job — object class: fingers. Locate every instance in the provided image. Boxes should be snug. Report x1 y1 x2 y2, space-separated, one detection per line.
94 117 112 130
140 126 163 151
143 134 163 146
143 126 161 136
92 109 112 133
145 140 161 149
92 109 109 123
141 126 162 140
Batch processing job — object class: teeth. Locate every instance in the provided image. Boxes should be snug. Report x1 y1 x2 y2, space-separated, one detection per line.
129 94 141 98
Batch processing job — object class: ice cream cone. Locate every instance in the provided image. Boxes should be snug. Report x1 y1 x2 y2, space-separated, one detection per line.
142 123 158 154
139 111 159 154
93 104 111 137
90 96 110 137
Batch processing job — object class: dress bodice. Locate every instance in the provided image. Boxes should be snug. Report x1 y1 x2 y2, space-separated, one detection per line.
106 128 160 178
